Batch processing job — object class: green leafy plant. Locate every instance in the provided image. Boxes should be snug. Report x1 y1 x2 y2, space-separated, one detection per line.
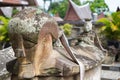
97 12 120 40
83 0 109 14
60 23 73 36
0 16 10 42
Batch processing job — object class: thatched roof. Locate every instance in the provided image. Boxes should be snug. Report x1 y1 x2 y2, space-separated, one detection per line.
64 0 92 21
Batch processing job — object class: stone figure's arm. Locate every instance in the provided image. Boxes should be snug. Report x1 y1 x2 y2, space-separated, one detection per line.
59 33 78 64
59 32 85 80
94 32 107 53
9 33 26 58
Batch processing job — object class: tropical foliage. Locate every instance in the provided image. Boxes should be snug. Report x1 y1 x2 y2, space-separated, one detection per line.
83 0 109 14
60 23 73 36
0 16 10 42
97 12 120 40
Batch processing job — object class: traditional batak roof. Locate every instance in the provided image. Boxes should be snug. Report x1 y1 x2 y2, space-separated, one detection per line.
64 0 92 21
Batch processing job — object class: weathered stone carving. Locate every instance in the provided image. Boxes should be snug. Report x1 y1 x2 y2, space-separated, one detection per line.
8 7 60 78
7 7 106 80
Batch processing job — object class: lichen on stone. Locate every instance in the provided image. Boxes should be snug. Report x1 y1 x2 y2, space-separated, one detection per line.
8 7 54 34
9 16 50 34
8 7 58 43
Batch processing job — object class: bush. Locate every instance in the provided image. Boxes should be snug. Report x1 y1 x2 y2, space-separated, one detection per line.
97 12 120 40
0 16 10 42
60 23 73 36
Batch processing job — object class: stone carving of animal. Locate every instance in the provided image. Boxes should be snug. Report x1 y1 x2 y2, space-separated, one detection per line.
8 7 79 79
7 7 106 80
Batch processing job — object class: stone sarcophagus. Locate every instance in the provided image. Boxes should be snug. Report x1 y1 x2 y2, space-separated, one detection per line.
7 7 106 80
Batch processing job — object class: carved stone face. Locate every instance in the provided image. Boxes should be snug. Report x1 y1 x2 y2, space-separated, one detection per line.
84 20 92 32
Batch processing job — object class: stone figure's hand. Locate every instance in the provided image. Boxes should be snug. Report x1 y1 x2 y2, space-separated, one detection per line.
15 49 25 57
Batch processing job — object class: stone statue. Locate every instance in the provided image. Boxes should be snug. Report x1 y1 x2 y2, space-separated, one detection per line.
8 7 79 79
7 7 106 80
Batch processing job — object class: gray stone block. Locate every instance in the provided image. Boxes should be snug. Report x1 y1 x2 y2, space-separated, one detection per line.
0 47 16 80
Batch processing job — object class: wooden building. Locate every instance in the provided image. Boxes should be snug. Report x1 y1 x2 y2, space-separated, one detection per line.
64 0 92 21
58 0 92 26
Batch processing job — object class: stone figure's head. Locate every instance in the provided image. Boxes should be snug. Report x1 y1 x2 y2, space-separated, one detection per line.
84 19 92 32
8 7 59 40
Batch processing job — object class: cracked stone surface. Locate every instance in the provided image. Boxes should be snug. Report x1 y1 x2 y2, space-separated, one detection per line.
0 47 16 80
